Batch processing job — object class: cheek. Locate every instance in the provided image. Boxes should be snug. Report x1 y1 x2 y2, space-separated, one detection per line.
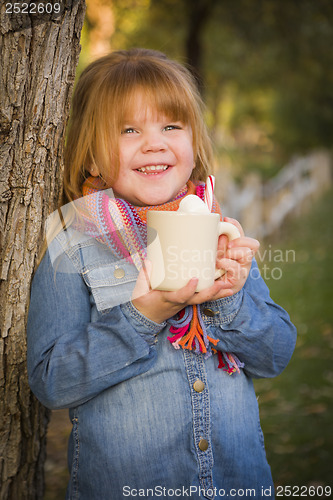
118 150 126 169
184 146 195 169
177 136 194 162
118 140 133 165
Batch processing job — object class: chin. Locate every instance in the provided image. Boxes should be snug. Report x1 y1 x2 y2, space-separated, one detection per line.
138 194 170 207
139 200 165 207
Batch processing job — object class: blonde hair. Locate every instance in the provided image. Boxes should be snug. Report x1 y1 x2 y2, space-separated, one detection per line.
63 48 214 203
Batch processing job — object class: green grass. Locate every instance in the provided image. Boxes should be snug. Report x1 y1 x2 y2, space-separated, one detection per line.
254 188 333 490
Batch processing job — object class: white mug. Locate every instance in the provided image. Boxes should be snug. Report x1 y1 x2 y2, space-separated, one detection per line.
147 211 240 292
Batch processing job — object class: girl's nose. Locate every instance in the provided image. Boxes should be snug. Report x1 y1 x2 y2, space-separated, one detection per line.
142 132 167 153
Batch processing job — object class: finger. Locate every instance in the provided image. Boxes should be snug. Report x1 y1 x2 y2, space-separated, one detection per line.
188 281 226 304
217 233 229 254
216 257 239 276
164 278 199 305
191 259 240 302
215 258 248 285
227 236 260 252
189 288 234 305
223 247 255 264
188 276 238 304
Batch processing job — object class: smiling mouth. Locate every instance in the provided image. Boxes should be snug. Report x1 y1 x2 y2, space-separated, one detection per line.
136 165 169 174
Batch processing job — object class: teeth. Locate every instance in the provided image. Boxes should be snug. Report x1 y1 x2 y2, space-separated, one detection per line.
137 165 168 174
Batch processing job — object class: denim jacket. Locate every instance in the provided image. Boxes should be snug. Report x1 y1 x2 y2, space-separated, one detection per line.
27 224 296 500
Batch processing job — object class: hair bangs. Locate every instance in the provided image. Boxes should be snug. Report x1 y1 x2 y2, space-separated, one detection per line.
108 59 196 129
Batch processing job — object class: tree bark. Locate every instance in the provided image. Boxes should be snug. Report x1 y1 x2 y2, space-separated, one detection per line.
0 1 86 498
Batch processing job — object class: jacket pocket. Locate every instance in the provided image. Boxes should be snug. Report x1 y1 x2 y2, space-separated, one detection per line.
81 259 138 311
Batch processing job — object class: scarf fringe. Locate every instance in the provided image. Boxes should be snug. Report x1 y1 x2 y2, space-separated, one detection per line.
167 305 244 375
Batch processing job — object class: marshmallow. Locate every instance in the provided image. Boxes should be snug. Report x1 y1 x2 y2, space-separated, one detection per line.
177 195 210 214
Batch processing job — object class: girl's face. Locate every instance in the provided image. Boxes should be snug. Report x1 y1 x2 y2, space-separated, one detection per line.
108 95 195 206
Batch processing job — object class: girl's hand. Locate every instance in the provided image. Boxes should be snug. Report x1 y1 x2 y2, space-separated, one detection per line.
131 218 259 324
132 262 201 324
212 217 260 299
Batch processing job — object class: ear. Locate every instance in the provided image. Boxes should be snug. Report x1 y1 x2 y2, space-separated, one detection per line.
88 165 100 177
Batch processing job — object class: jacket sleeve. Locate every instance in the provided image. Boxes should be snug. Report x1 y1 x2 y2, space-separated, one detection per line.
203 259 297 378
27 249 164 410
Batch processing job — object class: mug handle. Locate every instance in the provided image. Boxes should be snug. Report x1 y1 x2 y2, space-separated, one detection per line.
214 221 241 280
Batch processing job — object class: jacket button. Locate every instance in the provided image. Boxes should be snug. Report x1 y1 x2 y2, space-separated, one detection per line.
202 308 215 317
114 267 125 279
193 380 205 393
198 438 209 451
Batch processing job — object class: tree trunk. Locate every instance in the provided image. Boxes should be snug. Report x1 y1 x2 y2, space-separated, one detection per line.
184 0 217 92
0 1 86 498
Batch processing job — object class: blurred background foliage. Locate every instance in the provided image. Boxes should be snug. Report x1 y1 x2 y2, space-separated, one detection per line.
78 0 333 181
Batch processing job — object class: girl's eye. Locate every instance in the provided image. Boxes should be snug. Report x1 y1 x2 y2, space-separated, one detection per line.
164 124 182 131
121 127 136 134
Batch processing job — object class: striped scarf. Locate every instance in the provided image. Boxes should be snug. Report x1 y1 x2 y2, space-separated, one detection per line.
79 176 243 374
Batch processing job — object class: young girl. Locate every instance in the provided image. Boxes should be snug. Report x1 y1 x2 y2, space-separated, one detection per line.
27 48 296 500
